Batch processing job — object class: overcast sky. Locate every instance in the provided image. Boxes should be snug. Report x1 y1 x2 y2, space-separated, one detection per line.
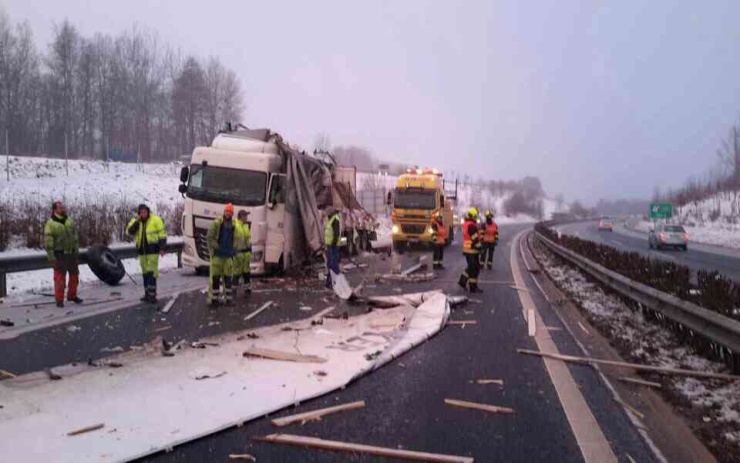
6 0 740 203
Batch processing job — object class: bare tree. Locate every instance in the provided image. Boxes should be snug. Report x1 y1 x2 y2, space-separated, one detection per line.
717 123 740 186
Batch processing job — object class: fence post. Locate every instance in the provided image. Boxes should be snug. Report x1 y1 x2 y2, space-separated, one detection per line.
0 271 6 298
177 248 182 269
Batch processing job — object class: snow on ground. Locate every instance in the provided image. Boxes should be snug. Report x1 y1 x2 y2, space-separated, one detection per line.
632 218 740 250
533 239 740 452
6 253 180 299
0 155 183 209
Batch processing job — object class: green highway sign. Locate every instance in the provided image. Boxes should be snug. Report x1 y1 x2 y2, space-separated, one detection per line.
649 203 673 219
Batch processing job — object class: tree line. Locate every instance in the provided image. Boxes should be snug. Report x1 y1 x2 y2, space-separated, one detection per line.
0 12 245 162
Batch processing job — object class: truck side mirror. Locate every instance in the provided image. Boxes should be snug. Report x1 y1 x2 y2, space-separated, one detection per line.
180 166 189 183
178 184 187 194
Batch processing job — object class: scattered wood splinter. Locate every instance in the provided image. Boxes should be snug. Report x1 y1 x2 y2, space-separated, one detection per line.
255 433 474 463
447 320 477 326
445 398 514 415
243 347 326 364
473 379 504 386
67 423 105 436
271 401 366 427
228 454 257 461
618 377 662 389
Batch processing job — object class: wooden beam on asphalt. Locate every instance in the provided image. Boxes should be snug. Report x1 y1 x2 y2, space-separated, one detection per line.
618 377 662 389
244 301 273 321
614 397 645 420
447 320 477 326
255 434 475 463
517 349 740 381
473 379 504 386
243 347 326 364
271 401 366 427
0 368 16 379
444 398 514 415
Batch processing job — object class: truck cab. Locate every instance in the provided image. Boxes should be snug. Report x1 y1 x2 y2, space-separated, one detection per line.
178 129 296 275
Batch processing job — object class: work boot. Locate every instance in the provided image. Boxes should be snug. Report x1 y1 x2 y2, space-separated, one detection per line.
457 275 468 289
487 265 492 270
208 300 220 308
140 295 148 302
438 264 445 269
470 283 483 294
69 297 83 304
56 301 64 308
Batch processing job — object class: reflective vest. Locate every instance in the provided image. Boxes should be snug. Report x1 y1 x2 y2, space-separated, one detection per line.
462 219 479 254
126 214 167 255
431 219 446 244
44 214 80 260
324 214 340 246
483 222 499 243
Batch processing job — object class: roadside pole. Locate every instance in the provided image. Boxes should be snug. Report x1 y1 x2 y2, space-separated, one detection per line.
65 132 69 176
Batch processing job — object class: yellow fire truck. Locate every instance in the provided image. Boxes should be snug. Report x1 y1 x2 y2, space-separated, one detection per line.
389 168 457 252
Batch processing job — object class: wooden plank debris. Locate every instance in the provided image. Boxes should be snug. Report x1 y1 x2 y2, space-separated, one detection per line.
67 423 105 436
0 368 16 379
473 379 504 386
243 348 327 364
518 349 740 381
618 377 662 389
228 454 257 461
271 401 366 427
161 292 180 314
447 320 477 326
244 301 274 321
614 397 645 420
255 434 474 463
444 398 514 415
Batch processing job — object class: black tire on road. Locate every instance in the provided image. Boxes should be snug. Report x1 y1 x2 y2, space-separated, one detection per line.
87 245 126 286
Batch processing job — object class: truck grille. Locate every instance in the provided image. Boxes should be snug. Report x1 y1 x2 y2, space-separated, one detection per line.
402 224 427 235
194 227 210 260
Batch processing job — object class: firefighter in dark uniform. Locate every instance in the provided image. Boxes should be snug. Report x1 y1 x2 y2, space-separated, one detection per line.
480 210 499 270
430 210 446 269
458 207 483 293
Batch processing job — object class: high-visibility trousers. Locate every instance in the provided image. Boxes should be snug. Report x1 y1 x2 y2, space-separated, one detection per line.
139 253 160 299
209 256 235 303
233 251 252 286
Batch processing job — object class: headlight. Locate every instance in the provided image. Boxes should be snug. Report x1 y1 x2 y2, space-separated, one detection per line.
252 251 263 262
339 237 348 246
391 225 400 234
428 226 434 234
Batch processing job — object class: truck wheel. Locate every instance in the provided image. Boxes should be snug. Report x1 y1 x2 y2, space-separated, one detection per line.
86 245 126 286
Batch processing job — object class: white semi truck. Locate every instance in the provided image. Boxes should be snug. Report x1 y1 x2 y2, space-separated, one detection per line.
177 127 373 275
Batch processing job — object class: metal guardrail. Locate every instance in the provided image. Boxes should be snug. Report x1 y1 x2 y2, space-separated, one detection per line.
0 242 183 297
535 231 740 357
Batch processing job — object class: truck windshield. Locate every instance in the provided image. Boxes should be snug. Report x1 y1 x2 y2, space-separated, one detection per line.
187 165 267 206
394 190 436 209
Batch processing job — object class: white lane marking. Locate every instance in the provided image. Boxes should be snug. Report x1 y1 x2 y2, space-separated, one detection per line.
510 231 617 463
528 309 536 336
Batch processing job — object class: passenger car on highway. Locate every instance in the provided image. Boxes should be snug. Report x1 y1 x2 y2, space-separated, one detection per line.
648 224 688 251
598 218 614 231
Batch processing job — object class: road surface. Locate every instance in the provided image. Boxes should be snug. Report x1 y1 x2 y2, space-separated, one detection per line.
1 223 705 462
555 220 740 282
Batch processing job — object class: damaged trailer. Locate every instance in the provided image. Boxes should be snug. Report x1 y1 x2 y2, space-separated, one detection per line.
177 127 376 275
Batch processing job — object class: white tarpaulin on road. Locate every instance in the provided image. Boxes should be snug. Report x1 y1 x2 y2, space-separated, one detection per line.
0 292 449 463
